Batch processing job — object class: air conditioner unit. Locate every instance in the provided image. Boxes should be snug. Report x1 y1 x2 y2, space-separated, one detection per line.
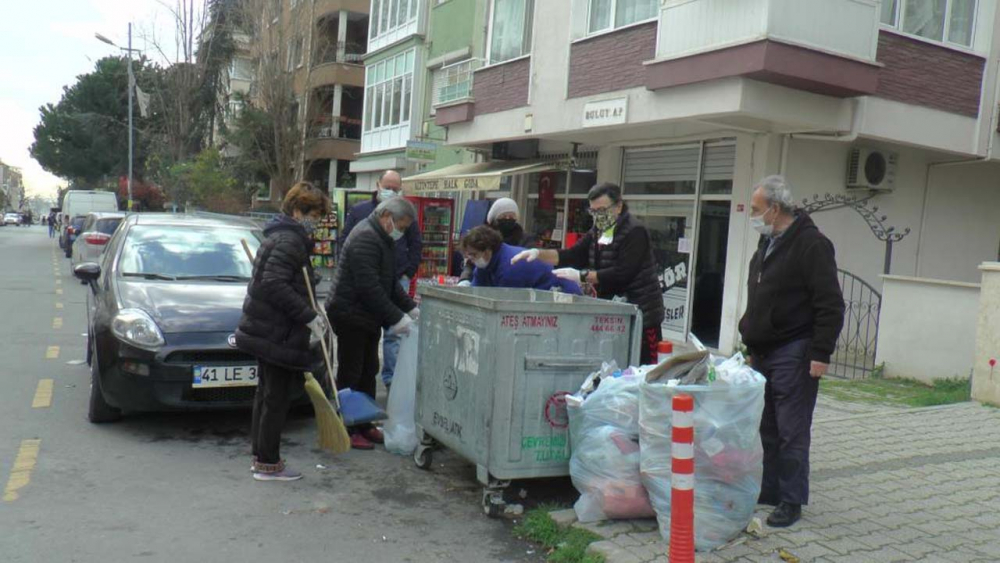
846 148 898 192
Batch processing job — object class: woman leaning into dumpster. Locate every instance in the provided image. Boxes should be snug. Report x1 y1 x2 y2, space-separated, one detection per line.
511 182 665 364
461 225 582 294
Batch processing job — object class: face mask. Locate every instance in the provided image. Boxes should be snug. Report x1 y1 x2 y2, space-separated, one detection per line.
299 218 317 234
378 188 399 202
750 207 774 237
472 256 490 269
592 210 617 233
388 217 405 241
494 218 518 237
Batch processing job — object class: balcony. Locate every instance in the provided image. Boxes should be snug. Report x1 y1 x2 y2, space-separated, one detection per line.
647 0 881 97
304 119 360 162
433 58 481 126
314 0 369 19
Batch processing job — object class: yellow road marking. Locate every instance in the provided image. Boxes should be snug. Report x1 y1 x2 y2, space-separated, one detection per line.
32 380 53 409
55 279 62 286
55 289 63 295
55 303 63 310
3 440 41 502
45 346 59 360
52 318 63 329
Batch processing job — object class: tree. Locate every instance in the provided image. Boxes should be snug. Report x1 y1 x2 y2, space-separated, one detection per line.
167 148 247 212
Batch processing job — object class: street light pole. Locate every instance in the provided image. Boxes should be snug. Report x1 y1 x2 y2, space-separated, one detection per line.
127 22 133 212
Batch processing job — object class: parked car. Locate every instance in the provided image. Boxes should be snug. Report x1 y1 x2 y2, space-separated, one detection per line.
60 190 119 247
4 212 22 226
73 213 325 422
63 216 88 258
71 212 126 269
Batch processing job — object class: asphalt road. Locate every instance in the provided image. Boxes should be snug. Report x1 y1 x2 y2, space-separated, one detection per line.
0 225 555 563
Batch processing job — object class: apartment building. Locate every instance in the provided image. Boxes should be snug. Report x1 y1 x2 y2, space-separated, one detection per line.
0 160 24 212
394 0 1000 380
350 0 486 191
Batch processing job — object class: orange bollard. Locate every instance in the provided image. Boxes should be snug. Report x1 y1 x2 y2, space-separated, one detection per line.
669 393 695 563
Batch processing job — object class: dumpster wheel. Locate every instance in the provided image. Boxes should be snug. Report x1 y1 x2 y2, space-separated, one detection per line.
414 445 433 470
482 490 505 518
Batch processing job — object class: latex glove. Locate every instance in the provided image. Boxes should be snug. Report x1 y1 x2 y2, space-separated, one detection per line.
457 280 472 287
390 315 414 336
306 315 326 340
511 248 540 264
408 307 420 321
553 267 581 283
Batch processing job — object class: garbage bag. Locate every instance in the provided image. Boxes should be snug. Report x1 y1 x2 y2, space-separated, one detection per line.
338 389 387 427
639 351 765 551
384 327 419 455
568 363 655 522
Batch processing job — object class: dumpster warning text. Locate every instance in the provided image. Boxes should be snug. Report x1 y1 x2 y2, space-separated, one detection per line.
500 314 559 330
521 435 569 462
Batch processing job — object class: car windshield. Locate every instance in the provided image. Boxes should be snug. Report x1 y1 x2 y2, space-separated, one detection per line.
118 225 261 280
95 218 123 235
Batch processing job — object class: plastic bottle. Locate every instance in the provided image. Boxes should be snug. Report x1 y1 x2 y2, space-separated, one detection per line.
656 341 674 365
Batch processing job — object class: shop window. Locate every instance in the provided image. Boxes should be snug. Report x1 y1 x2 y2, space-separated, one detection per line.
881 0 977 48
588 0 657 35
700 144 735 195
489 0 534 64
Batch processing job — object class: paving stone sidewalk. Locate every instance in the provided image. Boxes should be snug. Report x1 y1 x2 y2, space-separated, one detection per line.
559 399 1000 563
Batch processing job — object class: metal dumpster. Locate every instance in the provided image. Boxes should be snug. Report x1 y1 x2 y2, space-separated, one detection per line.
413 286 642 516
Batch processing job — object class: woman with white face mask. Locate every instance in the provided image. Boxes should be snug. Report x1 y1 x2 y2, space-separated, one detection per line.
460 226 582 294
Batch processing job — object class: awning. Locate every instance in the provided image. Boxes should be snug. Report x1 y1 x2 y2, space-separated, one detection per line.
402 160 568 193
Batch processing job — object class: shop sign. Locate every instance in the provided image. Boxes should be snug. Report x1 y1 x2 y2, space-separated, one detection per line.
406 140 438 163
582 97 628 128
409 175 502 193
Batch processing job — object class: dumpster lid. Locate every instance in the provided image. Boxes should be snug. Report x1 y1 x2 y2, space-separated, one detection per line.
418 286 641 316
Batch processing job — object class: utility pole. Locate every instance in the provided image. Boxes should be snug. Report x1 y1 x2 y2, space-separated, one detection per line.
127 22 134 212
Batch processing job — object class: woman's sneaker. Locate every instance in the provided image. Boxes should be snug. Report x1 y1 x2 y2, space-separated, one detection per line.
252 460 303 482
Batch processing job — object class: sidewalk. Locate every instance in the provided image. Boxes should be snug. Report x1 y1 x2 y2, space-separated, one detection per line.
565 399 1000 563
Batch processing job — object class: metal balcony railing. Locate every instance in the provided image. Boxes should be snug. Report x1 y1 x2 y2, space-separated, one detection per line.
313 41 366 66
309 116 363 141
433 58 482 107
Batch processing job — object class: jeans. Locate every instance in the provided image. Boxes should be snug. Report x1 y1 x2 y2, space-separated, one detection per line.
251 361 304 465
380 276 409 387
755 338 818 505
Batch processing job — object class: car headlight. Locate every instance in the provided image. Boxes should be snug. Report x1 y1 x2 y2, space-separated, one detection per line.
112 309 166 350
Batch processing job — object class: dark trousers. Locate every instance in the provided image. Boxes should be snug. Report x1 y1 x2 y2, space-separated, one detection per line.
755 338 818 505
641 326 662 365
335 326 380 431
251 361 303 465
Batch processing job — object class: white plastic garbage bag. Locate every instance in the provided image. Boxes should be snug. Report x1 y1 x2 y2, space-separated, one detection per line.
384 327 419 455
639 351 765 551
568 363 656 522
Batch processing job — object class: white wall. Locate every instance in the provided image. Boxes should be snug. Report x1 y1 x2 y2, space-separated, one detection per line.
972 262 1000 405
876 275 980 383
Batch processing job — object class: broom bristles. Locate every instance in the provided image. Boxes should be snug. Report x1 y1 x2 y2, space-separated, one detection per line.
304 372 351 454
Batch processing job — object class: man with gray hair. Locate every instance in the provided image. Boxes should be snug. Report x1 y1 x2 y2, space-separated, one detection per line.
739 175 844 528
327 196 419 450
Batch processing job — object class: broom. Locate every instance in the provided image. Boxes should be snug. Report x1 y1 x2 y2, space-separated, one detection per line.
240 239 350 454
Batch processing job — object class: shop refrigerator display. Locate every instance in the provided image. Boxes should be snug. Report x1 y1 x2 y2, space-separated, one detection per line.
310 203 339 272
407 196 454 279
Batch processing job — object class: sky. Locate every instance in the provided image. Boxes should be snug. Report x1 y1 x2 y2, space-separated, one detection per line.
0 0 203 199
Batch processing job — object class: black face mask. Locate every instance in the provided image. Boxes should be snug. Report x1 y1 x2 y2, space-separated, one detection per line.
494 218 519 238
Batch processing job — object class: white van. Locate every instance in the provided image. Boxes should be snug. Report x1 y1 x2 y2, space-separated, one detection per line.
60 191 120 250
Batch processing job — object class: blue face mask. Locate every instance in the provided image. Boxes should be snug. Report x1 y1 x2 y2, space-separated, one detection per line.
378 188 399 202
299 217 317 234
389 218 404 241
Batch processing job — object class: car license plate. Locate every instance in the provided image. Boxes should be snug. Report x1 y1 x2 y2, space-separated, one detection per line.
192 365 258 388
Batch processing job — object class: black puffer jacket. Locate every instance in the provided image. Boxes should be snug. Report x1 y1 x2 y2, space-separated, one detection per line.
235 215 319 370
327 214 416 334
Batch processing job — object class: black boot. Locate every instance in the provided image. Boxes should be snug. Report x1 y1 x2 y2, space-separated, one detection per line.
767 502 801 528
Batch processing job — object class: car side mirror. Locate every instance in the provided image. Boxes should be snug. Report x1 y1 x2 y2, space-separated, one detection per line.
74 262 101 283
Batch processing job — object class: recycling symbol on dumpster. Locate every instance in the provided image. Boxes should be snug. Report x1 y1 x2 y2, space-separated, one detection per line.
443 367 458 401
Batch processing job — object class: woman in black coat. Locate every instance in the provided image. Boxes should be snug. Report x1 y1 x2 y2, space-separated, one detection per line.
236 182 330 482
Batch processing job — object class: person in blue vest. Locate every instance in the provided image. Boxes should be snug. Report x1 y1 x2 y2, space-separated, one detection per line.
341 170 422 393
461 226 581 294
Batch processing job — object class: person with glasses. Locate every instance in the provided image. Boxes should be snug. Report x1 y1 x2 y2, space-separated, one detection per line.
460 225 581 294
512 182 664 364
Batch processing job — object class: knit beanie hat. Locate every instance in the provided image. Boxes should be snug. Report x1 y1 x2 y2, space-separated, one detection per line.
487 197 519 224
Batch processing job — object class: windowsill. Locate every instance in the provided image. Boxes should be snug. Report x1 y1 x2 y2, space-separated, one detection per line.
572 18 657 45
879 27 983 58
476 54 531 73
433 97 475 110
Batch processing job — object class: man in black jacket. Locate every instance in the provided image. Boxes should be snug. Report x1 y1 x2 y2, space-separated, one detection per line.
342 170 422 391
328 196 419 450
236 182 330 482
512 183 665 364
739 175 845 528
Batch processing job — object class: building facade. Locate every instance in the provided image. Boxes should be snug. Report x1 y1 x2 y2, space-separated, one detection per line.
350 0 486 192
0 161 24 212
410 0 1000 374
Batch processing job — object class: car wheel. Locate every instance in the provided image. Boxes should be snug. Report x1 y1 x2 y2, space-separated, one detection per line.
88 343 122 423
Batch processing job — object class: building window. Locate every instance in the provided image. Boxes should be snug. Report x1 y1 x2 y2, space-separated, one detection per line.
362 49 415 150
588 0 657 34
432 58 481 106
370 0 420 50
881 0 977 48
230 57 253 81
488 0 534 64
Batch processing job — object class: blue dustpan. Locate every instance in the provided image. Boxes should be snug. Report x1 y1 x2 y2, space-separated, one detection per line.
337 389 387 426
